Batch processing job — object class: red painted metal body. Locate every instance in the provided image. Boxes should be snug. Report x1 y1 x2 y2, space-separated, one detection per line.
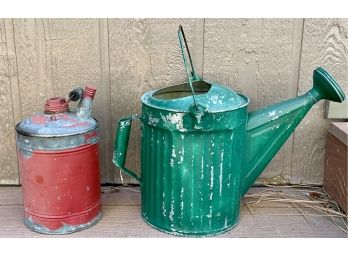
16 86 102 234
18 144 101 231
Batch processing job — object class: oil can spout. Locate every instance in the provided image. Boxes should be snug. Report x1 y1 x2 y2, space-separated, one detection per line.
76 85 97 119
242 67 346 195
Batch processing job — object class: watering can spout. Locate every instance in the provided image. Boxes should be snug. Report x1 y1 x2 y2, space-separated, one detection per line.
242 67 346 195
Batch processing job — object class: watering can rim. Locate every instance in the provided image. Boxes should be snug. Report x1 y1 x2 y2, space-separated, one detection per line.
141 81 250 114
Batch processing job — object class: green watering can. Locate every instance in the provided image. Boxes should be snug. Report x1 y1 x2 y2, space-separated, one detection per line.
113 26 346 236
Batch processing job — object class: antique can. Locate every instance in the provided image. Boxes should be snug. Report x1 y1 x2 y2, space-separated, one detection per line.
113 26 346 236
15 86 102 234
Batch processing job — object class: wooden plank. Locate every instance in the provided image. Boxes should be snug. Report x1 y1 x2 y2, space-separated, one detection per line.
224 206 346 238
98 19 113 183
203 19 304 184
4 19 21 125
108 19 204 183
325 100 348 119
0 186 345 237
324 133 347 212
193 19 205 76
0 187 23 205
329 122 348 146
0 19 20 184
292 19 348 184
13 19 51 118
102 187 141 206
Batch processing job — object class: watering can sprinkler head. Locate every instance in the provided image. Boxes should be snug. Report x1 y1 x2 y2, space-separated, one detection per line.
310 67 346 103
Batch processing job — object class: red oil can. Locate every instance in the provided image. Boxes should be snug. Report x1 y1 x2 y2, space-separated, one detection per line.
15 86 102 234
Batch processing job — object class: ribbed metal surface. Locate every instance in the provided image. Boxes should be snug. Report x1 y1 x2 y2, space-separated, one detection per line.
140 124 244 236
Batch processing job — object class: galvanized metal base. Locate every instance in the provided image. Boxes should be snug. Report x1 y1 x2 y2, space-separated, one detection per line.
24 211 102 235
142 214 240 237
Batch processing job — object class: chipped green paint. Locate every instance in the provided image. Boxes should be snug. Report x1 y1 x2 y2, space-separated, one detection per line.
113 27 346 236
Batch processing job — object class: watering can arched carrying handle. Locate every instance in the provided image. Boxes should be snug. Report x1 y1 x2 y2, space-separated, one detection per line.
113 115 141 182
178 25 200 110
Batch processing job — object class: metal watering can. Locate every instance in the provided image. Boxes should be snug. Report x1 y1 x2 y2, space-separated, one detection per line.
113 26 346 236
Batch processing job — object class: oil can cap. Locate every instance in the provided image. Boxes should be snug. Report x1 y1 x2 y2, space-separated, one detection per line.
142 80 249 113
44 97 69 114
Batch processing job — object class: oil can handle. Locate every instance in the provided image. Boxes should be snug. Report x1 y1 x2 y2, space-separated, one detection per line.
113 115 141 183
178 25 200 110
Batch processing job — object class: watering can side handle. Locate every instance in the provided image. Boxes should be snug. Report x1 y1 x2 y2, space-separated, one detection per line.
112 115 141 183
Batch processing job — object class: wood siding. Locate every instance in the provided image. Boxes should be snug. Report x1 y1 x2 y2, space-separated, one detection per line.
0 18 347 185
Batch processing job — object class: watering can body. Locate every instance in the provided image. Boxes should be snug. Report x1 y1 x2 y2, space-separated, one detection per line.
113 27 346 236
116 82 249 236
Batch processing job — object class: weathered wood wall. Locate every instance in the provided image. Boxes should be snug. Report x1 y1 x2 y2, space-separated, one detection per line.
0 18 347 185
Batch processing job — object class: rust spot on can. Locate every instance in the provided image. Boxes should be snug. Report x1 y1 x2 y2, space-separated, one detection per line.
35 175 44 184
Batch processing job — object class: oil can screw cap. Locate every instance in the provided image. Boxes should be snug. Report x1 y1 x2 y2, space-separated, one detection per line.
44 97 69 114
84 85 97 99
